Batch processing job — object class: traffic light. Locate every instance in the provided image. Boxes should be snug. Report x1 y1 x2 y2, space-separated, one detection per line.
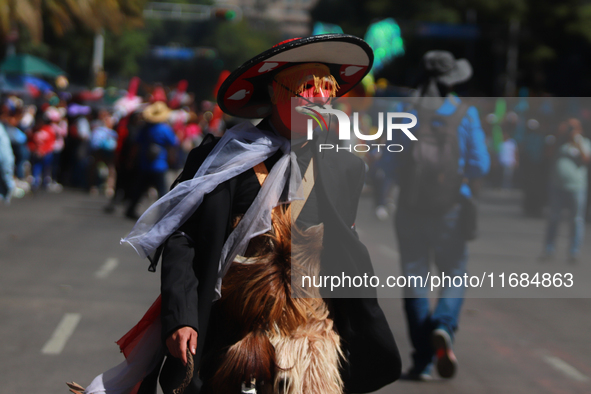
214 7 238 21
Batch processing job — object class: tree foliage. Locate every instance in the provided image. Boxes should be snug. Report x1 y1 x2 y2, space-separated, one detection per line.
0 0 146 43
312 0 591 95
4 0 149 85
211 20 281 72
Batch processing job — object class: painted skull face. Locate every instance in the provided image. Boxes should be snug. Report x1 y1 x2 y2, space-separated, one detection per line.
272 63 338 137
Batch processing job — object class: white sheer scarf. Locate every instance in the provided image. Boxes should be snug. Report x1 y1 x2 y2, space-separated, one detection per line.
121 121 302 299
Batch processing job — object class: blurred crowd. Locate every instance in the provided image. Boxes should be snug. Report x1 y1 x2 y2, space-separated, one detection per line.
364 93 591 224
1 75 590 231
0 79 236 215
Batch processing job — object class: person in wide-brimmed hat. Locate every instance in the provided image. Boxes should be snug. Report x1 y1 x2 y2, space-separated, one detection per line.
393 50 489 382
124 100 178 220
142 101 172 124
77 35 400 394
417 50 473 99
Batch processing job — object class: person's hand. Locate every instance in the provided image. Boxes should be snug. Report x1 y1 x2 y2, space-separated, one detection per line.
166 326 198 366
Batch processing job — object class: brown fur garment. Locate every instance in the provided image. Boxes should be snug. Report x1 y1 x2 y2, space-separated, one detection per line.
209 207 343 393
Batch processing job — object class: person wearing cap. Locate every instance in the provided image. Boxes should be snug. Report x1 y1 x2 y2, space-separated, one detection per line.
125 101 179 220
392 51 490 381
28 109 56 191
0 118 14 202
77 35 400 394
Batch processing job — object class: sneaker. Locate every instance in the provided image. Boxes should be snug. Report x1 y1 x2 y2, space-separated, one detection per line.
375 205 389 221
48 182 63 193
14 179 30 193
432 328 458 379
11 187 25 199
400 365 433 382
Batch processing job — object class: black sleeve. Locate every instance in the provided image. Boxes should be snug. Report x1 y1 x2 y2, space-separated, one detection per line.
160 181 234 342
159 134 225 341
160 232 199 338
159 136 263 342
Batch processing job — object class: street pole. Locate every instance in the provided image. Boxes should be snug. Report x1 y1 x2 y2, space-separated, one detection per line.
92 29 105 87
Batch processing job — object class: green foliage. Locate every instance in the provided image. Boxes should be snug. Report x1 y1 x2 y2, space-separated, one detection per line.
564 4 591 42
211 20 281 71
15 29 51 59
364 18 404 73
104 28 150 78
312 0 591 94
413 2 462 24
523 44 556 63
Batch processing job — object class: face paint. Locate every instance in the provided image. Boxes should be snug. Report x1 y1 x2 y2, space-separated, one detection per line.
272 63 338 136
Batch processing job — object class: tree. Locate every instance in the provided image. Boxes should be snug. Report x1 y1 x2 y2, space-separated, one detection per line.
4 1 149 85
311 0 591 95
0 0 146 43
211 20 281 72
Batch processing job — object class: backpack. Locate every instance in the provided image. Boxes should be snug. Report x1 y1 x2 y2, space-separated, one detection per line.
398 102 468 215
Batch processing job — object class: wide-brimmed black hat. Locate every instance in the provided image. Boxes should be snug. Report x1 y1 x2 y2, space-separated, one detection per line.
217 34 374 119
422 50 472 86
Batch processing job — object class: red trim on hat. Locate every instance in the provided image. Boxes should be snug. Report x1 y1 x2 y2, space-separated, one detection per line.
273 37 302 48
217 35 374 119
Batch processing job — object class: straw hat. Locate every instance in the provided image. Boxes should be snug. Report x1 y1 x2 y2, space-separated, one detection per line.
142 101 171 123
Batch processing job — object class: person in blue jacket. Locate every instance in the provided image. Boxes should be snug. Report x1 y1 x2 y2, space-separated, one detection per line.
394 51 490 381
125 101 179 219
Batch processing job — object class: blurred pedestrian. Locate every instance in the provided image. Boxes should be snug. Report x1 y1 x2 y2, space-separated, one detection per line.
542 118 590 262
45 106 67 192
520 97 555 217
88 109 118 195
27 110 56 191
0 120 14 203
499 130 519 189
394 51 490 380
125 101 178 219
63 103 92 188
367 135 396 220
1 99 30 196
103 111 142 214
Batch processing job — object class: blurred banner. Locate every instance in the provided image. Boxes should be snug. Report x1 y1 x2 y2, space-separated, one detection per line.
364 18 405 74
312 21 344 35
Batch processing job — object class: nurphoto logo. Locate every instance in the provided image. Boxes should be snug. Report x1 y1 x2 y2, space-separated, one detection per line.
302 105 418 153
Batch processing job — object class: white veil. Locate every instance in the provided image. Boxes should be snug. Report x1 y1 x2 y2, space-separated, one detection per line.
121 121 302 298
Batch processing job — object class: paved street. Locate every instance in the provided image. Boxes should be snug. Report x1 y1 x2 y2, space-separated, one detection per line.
1 186 590 393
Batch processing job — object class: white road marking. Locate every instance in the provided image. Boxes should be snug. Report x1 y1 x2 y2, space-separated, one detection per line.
41 313 81 355
95 258 119 279
543 355 590 382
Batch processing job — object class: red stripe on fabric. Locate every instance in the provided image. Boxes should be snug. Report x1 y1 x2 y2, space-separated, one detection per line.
116 296 162 358
130 380 142 394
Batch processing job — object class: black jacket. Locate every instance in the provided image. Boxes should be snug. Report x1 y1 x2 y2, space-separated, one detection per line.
154 122 401 394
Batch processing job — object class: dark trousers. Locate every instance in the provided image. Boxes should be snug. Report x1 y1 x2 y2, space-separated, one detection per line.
126 170 167 216
395 204 467 371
